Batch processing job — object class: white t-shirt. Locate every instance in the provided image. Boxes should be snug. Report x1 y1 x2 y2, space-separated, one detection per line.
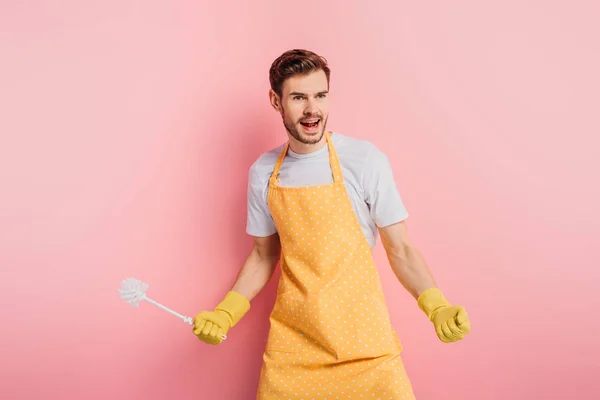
246 132 409 248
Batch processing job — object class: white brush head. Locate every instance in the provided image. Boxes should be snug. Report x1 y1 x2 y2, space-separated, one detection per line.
118 277 149 307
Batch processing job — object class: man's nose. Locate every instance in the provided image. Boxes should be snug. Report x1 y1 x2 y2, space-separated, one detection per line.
304 98 318 114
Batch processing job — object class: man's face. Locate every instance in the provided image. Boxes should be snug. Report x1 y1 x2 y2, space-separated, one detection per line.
271 69 329 146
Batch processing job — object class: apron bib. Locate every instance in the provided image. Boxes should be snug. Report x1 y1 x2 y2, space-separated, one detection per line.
256 132 416 399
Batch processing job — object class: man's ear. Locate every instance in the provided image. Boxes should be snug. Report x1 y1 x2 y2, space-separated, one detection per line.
269 89 282 113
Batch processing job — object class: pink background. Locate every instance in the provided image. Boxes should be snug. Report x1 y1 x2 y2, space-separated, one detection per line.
1 1 598 399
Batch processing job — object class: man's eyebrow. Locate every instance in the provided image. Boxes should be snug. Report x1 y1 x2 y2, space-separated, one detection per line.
289 90 329 96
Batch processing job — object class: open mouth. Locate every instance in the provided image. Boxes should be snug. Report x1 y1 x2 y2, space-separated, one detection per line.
300 119 321 129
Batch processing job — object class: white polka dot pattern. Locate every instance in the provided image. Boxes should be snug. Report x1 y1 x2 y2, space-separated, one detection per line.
257 133 416 399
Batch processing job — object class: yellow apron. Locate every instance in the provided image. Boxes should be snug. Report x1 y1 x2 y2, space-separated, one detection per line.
256 132 416 399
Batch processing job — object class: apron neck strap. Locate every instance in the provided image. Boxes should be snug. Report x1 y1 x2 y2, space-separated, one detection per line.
269 132 343 186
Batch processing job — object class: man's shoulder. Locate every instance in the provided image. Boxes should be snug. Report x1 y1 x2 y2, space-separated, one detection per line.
331 132 380 159
248 142 285 180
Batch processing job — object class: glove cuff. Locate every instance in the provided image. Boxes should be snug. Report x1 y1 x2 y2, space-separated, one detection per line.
417 287 451 321
215 290 251 328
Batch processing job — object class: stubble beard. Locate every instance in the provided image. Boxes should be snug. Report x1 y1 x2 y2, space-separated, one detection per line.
282 108 328 145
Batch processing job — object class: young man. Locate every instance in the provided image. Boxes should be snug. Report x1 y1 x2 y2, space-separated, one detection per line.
192 49 471 399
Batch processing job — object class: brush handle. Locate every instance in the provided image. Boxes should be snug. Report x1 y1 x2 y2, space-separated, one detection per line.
143 295 190 323
142 295 227 340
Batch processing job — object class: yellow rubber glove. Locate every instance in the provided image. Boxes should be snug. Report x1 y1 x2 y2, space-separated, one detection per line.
417 287 471 343
192 290 250 345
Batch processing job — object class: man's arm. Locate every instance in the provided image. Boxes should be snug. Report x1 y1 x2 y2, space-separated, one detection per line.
231 233 281 302
192 233 280 344
379 220 471 342
379 220 437 299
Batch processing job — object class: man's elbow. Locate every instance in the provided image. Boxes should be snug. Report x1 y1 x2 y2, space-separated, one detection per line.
383 239 412 261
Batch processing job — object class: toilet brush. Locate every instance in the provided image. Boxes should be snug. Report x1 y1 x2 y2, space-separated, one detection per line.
118 277 227 340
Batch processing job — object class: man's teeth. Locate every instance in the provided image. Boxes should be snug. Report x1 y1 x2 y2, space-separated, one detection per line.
302 119 320 126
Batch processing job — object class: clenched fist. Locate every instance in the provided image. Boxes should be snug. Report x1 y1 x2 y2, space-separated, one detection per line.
192 290 251 345
417 288 471 343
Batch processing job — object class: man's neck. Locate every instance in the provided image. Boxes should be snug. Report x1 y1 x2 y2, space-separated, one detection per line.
287 133 328 155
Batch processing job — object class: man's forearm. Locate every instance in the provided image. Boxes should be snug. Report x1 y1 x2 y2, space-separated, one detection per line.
384 242 437 300
231 246 279 302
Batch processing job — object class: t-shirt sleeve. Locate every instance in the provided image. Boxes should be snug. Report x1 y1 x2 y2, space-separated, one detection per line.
362 144 409 227
245 164 277 237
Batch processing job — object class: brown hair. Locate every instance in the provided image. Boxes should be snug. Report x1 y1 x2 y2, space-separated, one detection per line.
269 49 331 98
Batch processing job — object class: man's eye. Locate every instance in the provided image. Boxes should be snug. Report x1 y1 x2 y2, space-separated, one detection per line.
293 96 303 100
